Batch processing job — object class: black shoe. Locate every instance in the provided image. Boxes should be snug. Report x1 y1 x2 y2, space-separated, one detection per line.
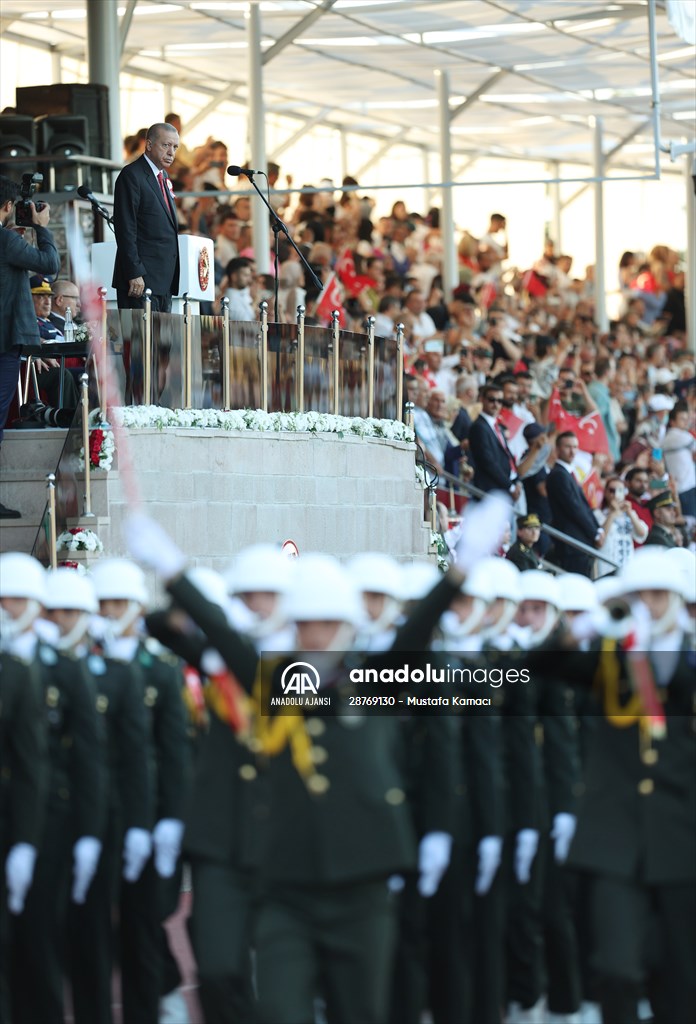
0 502 21 519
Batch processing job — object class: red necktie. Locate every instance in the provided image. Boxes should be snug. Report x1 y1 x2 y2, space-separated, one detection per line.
158 170 172 217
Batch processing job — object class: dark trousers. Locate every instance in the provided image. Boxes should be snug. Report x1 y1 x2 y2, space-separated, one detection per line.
554 542 594 578
69 817 122 1024
117 290 172 314
255 881 396 1024
505 832 544 1012
390 875 427 1024
10 805 72 1024
471 865 505 1024
120 857 164 1024
187 859 256 1024
542 841 582 1015
590 874 696 1024
426 839 477 1024
0 350 20 443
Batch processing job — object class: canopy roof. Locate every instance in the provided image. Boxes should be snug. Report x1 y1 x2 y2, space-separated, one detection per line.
2 0 694 173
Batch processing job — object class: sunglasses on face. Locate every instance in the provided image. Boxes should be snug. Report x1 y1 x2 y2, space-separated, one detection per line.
486 397 503 404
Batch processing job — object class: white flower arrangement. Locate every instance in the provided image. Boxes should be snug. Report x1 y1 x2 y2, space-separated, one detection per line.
430 530 450 572
111 406 415 443
57 560 89 575
57 528 104 553
74 321 97 344
78 427 115 472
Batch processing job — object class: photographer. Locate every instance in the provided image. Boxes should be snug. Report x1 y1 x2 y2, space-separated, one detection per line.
0 173 60 518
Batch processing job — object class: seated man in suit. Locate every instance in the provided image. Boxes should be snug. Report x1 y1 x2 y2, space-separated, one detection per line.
468 383 521 502
49 278 82 332
28 275 78 412
546 431 603 577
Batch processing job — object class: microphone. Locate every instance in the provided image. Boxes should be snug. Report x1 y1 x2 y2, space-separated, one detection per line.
76 185 112 220
227 165 264 178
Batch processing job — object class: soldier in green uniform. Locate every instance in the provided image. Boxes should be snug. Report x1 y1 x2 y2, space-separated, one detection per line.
565 549 696 1024
69 564 153 1024
90 558 190 1024
9 567 105 1024
506 513 545 572
643 491 679 548
0 554 49 1024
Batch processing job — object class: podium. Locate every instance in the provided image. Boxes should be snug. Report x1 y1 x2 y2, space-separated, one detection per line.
91 235 215 312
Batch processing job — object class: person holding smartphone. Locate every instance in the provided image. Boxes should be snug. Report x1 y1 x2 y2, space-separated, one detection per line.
593 477 648 576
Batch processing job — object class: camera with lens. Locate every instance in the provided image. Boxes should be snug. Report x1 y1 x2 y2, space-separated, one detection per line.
15 172 46 228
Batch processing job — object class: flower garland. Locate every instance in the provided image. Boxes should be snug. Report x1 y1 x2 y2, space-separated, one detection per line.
111 406 415 443
57 528 104 553
78 427 115 471
430 530 450 573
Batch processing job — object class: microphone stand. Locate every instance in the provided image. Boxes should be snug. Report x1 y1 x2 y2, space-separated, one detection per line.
93 205 115 234
242 170 323 320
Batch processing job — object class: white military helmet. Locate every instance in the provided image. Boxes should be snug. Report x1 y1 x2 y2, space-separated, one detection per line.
281 554 364 626
400 562 441 603
91 559 148 604
617 549 689 601
348 552 404 634
0 552 46 602
44 568 98 613
517 569 561 645
467 557 520 604
348 553 403 599
0 552 46 637
617 547 689 636
518 570 561 608
225 544 293 596
664 548 696 605
90 558 148 637
556 573 597 614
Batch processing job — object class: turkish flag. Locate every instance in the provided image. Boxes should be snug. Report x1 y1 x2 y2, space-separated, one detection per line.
315 272 346 326
581 467 603 509
548 390 610 455
335 248 368 298
498 406 525 444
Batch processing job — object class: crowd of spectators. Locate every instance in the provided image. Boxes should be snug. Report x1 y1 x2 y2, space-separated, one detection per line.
123 117 694 575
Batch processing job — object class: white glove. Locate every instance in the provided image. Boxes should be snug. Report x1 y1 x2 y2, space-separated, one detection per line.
122 827 153 882
5 843 37 914
551 813 577 864
152 818 185 879
454 492 512 573
514 829 539 884
417 831 453 897
72 836 102 903
121 511 187 580
475 835 503 895
387 874 405 893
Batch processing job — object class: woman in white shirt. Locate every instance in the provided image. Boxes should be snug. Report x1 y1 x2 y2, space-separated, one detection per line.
593 477 648 577
663 402 696 519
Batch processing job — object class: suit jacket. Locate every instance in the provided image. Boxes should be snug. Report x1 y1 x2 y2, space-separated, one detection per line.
0 224 60 353
469 415 515 494
112 155 180 296
546 461 598 547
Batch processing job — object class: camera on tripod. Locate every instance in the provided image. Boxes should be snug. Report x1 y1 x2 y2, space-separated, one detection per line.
15 172 46 227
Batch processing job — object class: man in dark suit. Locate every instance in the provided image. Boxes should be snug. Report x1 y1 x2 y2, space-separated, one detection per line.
546 431 602 577
0 175 60 518
112 123 180 313
469 384 520 500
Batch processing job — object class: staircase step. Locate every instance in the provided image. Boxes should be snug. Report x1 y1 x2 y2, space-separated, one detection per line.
1 428 69 471
0 519 44 555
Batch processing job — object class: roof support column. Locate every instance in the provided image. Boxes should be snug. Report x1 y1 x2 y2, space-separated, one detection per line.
248 2 270 273
592 116 608 333
87 0 122 168
421 147 433 216
547 160 562 252
686 155 696 354
435 69 457 301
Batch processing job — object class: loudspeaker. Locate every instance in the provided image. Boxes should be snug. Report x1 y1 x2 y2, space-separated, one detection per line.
36 114 89 190
0 115 36 178
36 114 88 157
16 84 110 160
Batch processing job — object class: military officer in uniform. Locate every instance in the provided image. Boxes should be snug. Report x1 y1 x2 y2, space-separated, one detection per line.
0 554 49 1024
10 568 105 1024
643 491 680 548
506 513 545 572
566 549 696 1024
